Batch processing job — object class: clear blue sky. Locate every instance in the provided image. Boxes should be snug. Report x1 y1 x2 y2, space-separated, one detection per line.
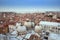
0 0 60 13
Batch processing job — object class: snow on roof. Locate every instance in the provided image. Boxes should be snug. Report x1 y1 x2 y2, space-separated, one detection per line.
39 21 60 27
49 33 60 40
25 33 31 39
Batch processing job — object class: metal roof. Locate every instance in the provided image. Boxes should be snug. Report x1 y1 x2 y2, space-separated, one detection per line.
39 21 60 27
